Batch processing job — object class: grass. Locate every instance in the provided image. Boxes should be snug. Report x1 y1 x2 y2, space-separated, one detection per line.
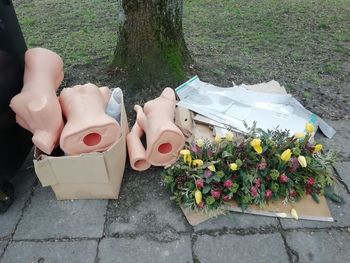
14 0 119 66
13 0 350 119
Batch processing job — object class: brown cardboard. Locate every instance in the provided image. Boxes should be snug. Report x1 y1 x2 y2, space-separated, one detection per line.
33 99 129 200
182 196 333 226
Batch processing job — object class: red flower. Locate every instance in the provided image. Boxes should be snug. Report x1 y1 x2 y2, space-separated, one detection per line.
289 189 297 198
306 177 315 186
223 195 231 201
224 179 233 188
250 186 258 197
197 201 205 209
265 189 272 199
267 175 271 181
279 173 289 183
211 189 221 199
195 179 204 189
255 178 261 188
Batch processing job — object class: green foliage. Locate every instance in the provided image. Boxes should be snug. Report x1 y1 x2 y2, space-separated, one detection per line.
161 123 337 212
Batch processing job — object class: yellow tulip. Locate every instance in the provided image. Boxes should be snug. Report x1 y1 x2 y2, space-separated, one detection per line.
214 134 222 143
314 144 323 153
305 122 314 134
250 139 262 154
253 145 262 154
195 190 202 205
297 156 307 168
180 149 192 165
230 163 238 171
208 164 216 172
294 132 305 139
180 149 190 155
192 159 204 168
250 138 261 147
280 149 292 162
225 131 234 142
196 138 204 147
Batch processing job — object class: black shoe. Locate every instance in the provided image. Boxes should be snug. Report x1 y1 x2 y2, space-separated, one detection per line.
0 180 14 213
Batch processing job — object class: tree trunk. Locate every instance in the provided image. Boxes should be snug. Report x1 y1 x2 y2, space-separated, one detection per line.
112 0 192 90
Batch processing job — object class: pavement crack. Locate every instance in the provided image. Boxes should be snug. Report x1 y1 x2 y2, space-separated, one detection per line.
194 226 280 237
0 178 38 260
191 233 200 263
332 166 350 194
94 199 109 263
278 219 299 263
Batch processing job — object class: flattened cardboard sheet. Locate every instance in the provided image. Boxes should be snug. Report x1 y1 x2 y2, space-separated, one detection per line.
182 195 333 226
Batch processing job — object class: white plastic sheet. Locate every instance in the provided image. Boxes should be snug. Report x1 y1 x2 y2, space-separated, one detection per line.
176 76 335 138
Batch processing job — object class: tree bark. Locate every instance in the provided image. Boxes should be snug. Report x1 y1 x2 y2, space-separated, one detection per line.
112 0 192 90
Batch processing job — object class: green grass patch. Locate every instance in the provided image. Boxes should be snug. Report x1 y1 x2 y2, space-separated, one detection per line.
14 0 119 68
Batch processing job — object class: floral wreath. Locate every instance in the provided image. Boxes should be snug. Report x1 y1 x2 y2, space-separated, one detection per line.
162 122 338 213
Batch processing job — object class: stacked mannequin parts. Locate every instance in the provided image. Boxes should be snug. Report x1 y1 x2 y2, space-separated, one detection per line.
127 88 185 171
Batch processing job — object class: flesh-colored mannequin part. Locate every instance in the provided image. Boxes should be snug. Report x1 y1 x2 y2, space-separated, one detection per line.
9 47 64 154
127 88 185 171
59 83 121 155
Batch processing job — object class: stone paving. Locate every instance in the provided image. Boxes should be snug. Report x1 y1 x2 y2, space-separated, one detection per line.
0 120 349 263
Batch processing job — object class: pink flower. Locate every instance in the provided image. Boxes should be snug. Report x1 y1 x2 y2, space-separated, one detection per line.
289 189 297 198
279 173 289 183
250 186 258 197
223 195 231 201
204 169 212 178
190 144 200 154
207 149 213 158
267 175 271 181
255 178 261 188
306 177 315 186
289 157 300 173
197 201 205 209
257 162 267 170
265 189 272 199
224 179 233 188
195 179 204 189
211 189 221 199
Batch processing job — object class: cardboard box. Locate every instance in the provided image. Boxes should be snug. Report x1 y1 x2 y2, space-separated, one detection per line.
33 100 129 200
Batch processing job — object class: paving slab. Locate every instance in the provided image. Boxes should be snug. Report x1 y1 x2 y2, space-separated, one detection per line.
98 235 192 263
285 230 350 263
14 186 107 239
334 161 350 189
315 120 350 161
194 233 289 263
194 211 279 232
1 240 97 263
281 187 350 229
106 168 187 235
0 171 36 238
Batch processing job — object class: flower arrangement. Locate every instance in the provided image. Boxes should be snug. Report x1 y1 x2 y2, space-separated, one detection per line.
161 122 337 212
